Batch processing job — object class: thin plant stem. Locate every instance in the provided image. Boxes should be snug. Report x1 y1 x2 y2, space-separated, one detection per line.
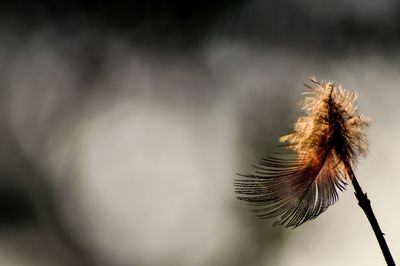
348 168 395 266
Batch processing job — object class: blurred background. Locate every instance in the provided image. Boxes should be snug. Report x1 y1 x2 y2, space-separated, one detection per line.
0 1 399 265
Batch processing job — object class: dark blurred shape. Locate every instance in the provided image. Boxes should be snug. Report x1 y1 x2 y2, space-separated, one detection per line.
0 0 245 48
0 185 37 227
0 0 244 25
219 0 400 52
1 0 400 50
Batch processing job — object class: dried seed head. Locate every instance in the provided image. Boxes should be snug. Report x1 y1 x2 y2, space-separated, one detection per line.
235 79 369 228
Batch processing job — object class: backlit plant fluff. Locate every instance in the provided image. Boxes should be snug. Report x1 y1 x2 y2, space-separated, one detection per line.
235 78 370 228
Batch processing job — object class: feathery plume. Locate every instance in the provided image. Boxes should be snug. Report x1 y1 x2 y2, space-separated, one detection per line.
235 78 395 265
235 78 369 228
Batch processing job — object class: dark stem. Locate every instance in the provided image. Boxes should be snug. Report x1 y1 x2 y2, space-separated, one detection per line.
348 168 396 266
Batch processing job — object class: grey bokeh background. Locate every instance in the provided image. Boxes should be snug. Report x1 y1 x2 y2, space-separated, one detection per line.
0 1 399 265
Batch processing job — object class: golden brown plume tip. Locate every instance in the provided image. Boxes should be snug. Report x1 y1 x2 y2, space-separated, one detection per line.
235 78 369 228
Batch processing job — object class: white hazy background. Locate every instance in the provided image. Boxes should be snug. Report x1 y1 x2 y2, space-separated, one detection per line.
0 1 400 266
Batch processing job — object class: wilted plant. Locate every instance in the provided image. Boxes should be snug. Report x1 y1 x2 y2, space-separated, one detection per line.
235 78 395 266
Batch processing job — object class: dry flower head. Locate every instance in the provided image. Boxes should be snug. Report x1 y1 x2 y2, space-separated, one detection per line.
235 78 369 228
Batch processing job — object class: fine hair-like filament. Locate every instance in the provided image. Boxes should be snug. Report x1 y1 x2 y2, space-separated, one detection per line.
235 79 369 228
